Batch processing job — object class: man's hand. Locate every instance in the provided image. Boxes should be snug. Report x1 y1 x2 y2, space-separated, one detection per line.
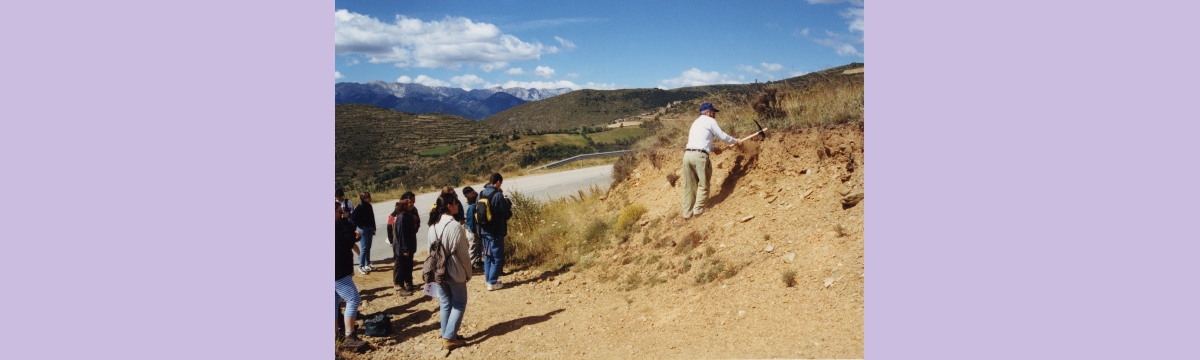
403 252 410 257
355 231 361 240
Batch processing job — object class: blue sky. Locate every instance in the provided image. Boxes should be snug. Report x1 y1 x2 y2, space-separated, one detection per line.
335 0 863 90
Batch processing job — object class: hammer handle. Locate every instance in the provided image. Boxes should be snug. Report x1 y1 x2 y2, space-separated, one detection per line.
737 128 768 142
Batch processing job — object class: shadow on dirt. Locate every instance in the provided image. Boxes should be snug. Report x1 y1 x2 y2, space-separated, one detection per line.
380 292 435 315
705 150 758 208
499 267 573 290
466 309 566 345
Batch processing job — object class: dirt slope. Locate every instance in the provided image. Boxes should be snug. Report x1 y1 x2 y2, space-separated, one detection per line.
339 125 864 359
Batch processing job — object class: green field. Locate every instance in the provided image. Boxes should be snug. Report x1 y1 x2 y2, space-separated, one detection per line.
418 145 456 156
588 127 646 144
508 133 589 150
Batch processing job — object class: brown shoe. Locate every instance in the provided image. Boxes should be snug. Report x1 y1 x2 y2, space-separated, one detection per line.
340 334 369 352
442 338 465 349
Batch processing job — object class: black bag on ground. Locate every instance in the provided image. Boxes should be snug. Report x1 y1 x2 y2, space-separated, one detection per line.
362 313 392 337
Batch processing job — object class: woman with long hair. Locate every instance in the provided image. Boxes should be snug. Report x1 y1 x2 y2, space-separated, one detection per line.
428 192 472 350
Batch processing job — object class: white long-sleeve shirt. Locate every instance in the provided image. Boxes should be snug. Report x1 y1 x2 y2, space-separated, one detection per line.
684 115 737 152
427 215 472 283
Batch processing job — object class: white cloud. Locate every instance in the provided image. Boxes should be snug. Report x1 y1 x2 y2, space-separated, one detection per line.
505 67 526 75
736 62 794 80
402 75 449 87
808 31 863 57
335 71 344 79
504 18 605 31
658 68 741 89
807 0 863 5
478 62 507 72
554 36 577 51
564 73 580 79
842 7 864 33
583 82 616 90
335 10 554 70
501 80 582 90
534 65 555 79
397 75 412 83
450 74 499 90
346 58 360 66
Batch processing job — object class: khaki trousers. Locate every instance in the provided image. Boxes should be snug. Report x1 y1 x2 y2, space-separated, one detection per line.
680 150 712 217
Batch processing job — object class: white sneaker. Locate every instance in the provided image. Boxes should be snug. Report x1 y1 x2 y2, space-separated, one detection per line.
487 283 494 291
358 266 367 275
493 282 504 290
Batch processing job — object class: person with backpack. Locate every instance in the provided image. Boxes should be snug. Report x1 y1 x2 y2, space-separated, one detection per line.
351 192 377 274
335 202 367 350
425 192 471 350
476 172 513 290
429 186 466 224
336 188 354 220
462 186 483 270
392 193 419 296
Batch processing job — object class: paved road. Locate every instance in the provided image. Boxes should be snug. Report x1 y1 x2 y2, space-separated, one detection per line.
353 164 614 267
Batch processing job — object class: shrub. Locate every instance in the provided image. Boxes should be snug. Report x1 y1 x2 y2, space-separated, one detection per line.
582 218 610 251
613 204 647 243
695 258 741 285
610 150 640 187
781 269 797 287
675 231 702 255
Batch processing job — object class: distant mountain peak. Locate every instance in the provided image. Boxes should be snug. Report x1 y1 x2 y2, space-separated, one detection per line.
335 81 572 120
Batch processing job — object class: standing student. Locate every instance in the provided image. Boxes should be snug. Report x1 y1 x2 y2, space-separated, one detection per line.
681 102 742 219
462 186 483 270
336 188 354 220
427 192 471 350
351 192 377 274
393 192 420 295
386 201 401 247
335 202 367 349
477 173 512 290
429 186 466 223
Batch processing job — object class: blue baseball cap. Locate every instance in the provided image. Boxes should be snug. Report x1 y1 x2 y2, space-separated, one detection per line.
699 102 720 113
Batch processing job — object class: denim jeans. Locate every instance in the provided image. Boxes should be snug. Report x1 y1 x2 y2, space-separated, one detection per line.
483 234 505 284
437 281 468 340
357 227 374 267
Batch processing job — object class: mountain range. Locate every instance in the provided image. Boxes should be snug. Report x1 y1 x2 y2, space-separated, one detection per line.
334 81 572 120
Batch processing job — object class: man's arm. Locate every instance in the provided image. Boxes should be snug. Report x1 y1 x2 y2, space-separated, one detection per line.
708 118 738 145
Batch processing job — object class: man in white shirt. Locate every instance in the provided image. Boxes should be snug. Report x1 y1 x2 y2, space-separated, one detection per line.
681 102 741 219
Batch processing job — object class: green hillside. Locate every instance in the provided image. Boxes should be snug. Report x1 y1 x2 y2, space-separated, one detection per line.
335 104 500 190
482 88 716 133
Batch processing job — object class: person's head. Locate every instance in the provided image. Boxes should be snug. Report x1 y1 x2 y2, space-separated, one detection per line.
335 201 342 221
391 200 404 216
462 186 477 204
699 102 720 118
429 192 460 225
489 172 504 188
359 192 371 203
400 191 416 211
335 188 345 200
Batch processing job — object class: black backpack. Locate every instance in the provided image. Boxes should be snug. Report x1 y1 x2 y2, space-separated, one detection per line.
421 222 452 284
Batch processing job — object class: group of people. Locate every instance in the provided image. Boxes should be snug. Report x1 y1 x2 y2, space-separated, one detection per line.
334 172 513 351
333 102 741 352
